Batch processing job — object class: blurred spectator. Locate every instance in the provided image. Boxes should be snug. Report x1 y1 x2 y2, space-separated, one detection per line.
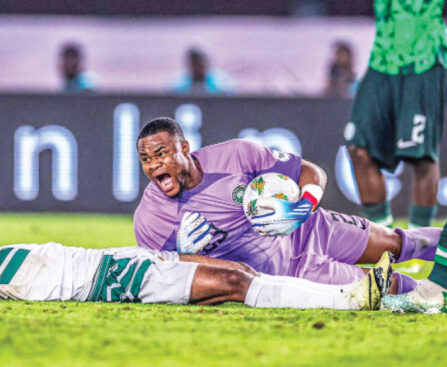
172 47 236 95
324 41 357 98
59 43 97 93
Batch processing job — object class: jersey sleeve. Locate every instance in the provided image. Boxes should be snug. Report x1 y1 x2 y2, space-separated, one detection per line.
238 140 302 183
133 188 178 251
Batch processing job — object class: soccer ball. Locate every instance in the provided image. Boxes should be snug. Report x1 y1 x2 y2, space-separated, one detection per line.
243 173 300 221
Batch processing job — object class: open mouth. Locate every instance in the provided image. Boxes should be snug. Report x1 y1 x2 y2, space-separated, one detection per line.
155 173 174 192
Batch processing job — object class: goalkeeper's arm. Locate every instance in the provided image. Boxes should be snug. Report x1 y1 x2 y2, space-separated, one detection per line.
297 159 327 211
251 160 327 236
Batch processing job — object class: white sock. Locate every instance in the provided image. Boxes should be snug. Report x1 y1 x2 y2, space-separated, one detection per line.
245 275 359 310
259 273 355 291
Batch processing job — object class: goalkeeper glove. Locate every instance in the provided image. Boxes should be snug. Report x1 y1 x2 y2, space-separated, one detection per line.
251 184 323 236
177 212 212 254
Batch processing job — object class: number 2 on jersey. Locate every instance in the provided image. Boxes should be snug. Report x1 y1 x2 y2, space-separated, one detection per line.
411 114 426 144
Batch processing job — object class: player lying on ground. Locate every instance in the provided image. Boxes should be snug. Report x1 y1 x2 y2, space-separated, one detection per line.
134 117 441 294
0 241 392 310
382 223 447 314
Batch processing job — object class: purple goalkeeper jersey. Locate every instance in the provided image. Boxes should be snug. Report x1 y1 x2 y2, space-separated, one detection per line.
135 139 372 281
134 139 302 275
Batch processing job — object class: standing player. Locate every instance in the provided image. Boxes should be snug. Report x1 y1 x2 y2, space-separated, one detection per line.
346 0 447 228
134 117 441 293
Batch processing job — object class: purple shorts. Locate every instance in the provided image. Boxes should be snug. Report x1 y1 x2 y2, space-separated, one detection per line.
288 208 370 285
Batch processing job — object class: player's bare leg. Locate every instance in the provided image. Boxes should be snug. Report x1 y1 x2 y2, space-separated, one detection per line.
411 159 439 207
348 146 387 204
188 255 393 310
348 146 392 226
189 265 253 305
356 222 402 263
357 220 441 261
355 222 442 294
409 158 439 228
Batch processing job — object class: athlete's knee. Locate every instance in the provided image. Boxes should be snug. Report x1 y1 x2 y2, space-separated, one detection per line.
222 269 252 298
347 146 374 167
225 269 249 288
409 158 439 180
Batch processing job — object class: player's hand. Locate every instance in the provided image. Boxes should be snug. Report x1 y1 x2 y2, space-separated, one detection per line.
250 196 313 236
177 212 213 254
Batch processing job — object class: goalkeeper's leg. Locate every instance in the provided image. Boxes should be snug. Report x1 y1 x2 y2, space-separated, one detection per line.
355 222 441 264
292 208 437 287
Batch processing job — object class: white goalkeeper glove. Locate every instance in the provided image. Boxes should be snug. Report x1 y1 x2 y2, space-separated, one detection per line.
177 211 213 254
251 184 323 236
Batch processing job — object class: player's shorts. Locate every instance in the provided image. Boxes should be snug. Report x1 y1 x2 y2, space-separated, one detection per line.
288 208 370 285
0 243 197 304
346 65 445 170
0 243 87 301
87 247 197 304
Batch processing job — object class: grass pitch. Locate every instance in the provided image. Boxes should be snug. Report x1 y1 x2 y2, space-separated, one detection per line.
0 213 446 367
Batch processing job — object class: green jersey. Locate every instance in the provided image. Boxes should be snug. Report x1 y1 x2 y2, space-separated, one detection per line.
370 0 447 74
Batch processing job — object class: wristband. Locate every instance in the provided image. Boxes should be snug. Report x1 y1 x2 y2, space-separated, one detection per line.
300 184 323 211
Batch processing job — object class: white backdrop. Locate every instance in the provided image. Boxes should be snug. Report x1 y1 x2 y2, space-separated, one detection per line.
0 15 376 95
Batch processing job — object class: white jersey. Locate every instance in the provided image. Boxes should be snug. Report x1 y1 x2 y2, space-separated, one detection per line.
0 243 196 304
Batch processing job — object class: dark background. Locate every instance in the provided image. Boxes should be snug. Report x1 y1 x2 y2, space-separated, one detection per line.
0 1 374 16
1 94 445 215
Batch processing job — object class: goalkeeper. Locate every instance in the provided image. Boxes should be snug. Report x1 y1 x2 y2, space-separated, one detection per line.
0 213 393 311
346 0 447 228
134 117 442 295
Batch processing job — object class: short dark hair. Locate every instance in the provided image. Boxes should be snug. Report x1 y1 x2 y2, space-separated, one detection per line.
187 47 207 63
61 43 82 59
137 117 185 142
333 40 353 57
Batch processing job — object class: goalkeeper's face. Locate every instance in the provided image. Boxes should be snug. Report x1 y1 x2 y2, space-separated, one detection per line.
138 131 193 197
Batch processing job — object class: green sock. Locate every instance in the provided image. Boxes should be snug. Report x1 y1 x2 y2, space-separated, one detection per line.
409 204 437 228
428 223 447 289
363 201 393 227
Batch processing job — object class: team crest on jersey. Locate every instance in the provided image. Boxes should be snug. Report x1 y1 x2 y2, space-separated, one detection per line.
271 149 291 162
232 185 246 205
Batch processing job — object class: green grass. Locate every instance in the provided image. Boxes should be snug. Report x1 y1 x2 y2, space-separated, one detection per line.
0 213 446 367
0 212 136 248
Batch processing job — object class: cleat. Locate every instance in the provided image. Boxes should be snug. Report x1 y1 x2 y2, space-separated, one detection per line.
372 251 393 297
382 280 447 314
352 251 393 310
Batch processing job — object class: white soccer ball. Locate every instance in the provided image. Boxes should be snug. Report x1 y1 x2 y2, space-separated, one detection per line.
243 173 300 221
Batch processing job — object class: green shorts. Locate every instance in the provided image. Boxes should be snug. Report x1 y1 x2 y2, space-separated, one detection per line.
345 66 446 170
